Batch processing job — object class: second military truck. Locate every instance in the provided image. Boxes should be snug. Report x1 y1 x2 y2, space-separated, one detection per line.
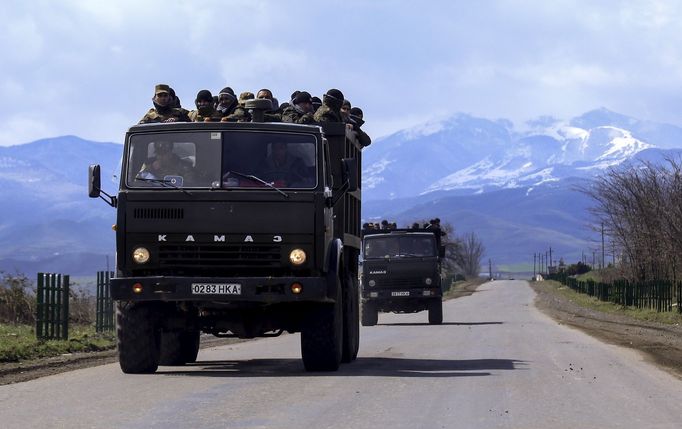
361 225 445 325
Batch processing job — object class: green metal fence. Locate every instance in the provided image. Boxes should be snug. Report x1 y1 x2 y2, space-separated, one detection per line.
35 273 70 340
96 271 115 332
551 274 681 313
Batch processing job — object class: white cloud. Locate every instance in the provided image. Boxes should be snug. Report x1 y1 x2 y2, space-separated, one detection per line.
1 1 682 146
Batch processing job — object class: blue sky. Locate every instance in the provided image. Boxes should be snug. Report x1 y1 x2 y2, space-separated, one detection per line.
1 0 682 146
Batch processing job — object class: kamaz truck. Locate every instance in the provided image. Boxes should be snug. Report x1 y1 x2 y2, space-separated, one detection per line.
89 101 362 373
361 226 445 326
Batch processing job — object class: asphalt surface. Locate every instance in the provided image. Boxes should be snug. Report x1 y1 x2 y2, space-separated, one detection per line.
2 280 682 429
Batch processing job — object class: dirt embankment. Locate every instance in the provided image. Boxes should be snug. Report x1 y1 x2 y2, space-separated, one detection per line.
530 281 682 379
0 336 245 386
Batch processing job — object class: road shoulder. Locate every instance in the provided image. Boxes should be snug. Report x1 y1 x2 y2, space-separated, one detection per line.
530 280 682 379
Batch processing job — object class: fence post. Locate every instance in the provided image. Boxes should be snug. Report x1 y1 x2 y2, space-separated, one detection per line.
62 275 69 339
36 274 44 339
96 271 115 333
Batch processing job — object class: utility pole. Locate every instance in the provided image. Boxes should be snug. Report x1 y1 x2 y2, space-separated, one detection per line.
549 247 553 272
601 222 605 269
545 252 548 274
489 259 492 280
592 251 596 269
533 253 536 277
612 241 616 266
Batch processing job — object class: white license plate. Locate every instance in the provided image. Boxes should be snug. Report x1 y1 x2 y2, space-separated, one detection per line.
391 291 410 297
191 283 242 295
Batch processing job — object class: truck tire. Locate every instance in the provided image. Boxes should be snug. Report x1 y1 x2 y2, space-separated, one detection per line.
180 330 201 363
361 301 378 326
159 330 200 365
301 278 343 371
116 303 160 374
428 300 443 325
342 273 360 363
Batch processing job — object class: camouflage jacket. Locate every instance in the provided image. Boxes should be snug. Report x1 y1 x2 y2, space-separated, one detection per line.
188 109 222 122
313 104 343 123
282 106 316 125
138 107 189 124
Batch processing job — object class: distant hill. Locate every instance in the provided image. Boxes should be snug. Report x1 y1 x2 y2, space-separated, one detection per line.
0 136 121 275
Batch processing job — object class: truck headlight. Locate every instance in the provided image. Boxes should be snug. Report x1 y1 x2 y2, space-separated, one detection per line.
425 277 432 285
368 280 376 287
289 248 307 265
132 247 150 264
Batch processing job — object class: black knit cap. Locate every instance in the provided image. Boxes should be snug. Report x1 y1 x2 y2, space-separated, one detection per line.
293 91 312 105
325 88 344 101
342 99 351 109
219 87 235 96
290 90 301 100
350 107 363 117
196 89 213 102
311 96 322 103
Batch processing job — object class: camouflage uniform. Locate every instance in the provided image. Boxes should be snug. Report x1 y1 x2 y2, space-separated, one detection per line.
139 84 189 124
188 110 222 122
282 105 316 125
313 89 344 123
138 107 189 124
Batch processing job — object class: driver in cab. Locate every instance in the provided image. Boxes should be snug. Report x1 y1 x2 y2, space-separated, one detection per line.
138 141 191 180
259 142 312 187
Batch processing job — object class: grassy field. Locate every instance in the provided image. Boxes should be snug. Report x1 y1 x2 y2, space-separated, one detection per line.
541 280 682 325
443 277 488 299
0 324 115 363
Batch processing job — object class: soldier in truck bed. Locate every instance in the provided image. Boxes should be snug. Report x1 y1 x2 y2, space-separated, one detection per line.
282 91 316 125
188 89 222 122
313 88 344 123
138 84 190 124
348 106 372 147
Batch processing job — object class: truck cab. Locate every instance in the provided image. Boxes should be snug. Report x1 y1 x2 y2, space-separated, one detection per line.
89 117 362 373
361 227 445 325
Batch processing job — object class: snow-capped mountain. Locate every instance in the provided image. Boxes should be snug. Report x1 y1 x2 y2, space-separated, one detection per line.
2 108 682 274
363 108 674 200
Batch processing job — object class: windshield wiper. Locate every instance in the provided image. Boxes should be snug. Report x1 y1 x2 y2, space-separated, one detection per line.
224 171 289 198
134 176 192 196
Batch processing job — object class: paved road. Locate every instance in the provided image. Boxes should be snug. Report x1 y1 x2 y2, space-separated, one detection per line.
2 280 682 428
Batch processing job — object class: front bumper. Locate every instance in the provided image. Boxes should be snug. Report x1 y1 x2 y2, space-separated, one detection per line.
111 275 332 303
361 287 442 301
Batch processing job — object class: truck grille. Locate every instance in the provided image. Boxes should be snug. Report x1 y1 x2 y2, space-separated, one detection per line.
134 208 184 219
158 244 281 268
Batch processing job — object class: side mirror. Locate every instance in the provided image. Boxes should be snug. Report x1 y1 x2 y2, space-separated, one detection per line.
341 158 358 192
439 245 446 259
89 164 101 198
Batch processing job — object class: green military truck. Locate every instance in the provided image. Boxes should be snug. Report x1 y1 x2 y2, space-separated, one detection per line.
89 101 363 373
361 226 445 325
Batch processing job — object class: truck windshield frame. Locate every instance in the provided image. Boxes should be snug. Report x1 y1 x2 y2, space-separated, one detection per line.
363 233 437 259
125 130 319 190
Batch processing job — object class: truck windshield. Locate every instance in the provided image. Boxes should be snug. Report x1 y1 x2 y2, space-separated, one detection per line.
125 131 317 189
364 235 436 259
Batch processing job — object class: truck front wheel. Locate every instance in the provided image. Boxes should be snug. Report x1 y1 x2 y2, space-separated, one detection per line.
342 273 360 363
301 280 343 371
116 303 160 374
428 300 443 325
361 301 378 326
160 330 200 366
